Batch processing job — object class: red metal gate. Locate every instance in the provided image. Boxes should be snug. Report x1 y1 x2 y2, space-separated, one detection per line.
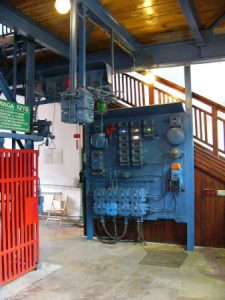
0 149 39 286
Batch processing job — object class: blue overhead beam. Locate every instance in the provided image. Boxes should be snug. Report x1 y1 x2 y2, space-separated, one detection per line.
178 0 205 46
79 0 141 54
142 31 225 67
0 1 69 58
0 72 16 101
13 32 225 83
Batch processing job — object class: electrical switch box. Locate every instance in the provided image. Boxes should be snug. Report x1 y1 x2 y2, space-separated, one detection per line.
91 151 104 173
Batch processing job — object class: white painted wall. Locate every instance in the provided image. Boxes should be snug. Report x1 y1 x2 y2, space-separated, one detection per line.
36 103 82 217
151 62 225 105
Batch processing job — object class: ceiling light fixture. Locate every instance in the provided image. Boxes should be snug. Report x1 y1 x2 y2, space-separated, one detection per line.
55 0 71 14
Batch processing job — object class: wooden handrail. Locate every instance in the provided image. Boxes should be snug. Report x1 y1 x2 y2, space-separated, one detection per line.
155 75 225 112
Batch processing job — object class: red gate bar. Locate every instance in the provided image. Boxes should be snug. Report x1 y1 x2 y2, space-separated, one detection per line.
0 149 39 286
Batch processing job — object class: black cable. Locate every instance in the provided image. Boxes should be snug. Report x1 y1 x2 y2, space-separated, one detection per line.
113 217 118 239
136 222 141 243
101 220 116 239
140 222 147 246
96 220 128 244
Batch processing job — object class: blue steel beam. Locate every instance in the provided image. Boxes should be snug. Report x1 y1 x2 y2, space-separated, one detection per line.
0 72 16 101
79 0 141 54
142 32 225 68
178 0 204 46
184 65 195 251
79 6 87 88
70 0 78 93
12 31 225 84
0 132 44 142
0 1 69 58
25 40 35 132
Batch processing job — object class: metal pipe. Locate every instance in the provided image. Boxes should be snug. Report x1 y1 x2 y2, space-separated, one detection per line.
12 32 18 149
25 39 35 132
70 0 78 94
13 32 17 99
184 65 195 251
78 5 86 88
111 31 115 77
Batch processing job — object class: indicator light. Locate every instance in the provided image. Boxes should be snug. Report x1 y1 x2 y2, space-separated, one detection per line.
132 135 140 141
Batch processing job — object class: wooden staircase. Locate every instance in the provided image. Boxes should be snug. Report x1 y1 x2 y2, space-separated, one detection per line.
113 73 225 176
195 143 225 184
112 72 225 247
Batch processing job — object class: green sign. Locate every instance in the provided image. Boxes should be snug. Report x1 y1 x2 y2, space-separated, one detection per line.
0 99 30 132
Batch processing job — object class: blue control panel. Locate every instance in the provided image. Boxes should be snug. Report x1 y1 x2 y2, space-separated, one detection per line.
85 103 194 250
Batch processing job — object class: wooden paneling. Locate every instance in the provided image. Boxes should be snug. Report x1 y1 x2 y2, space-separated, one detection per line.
101 0 189 41
195 144 225 183
7 0 225 53
194 168 225 247
94 219 187 245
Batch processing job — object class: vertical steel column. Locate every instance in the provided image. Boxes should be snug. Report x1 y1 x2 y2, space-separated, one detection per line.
12 32 18 149
0 73 15 102
78 5 87 232
13 32 18 99
184 65 195 251
70 0 78 94
25 40 35 133
111 31 115 77
111 31 115 93
78 6 86 88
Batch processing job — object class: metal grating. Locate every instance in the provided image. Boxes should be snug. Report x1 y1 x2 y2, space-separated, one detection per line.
0 149 39 286
139 249 187 268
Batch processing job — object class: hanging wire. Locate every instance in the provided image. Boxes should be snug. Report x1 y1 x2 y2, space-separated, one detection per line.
95 218 128 245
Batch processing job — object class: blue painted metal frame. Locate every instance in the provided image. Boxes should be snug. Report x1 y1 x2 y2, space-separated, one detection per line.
142 32 225 68
78 4 86 88
0 72 16 102
184 66 195 251
178 0 204 46
0 132 44 142
0 0 225 74
0 1 69 58
85 103 195 250
70 0 78 93
25 40 35 132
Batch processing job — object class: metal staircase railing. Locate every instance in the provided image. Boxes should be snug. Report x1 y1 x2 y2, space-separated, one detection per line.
0 23 13 37
113 73 225 159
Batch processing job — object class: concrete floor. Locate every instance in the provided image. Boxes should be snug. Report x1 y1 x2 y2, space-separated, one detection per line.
5 221 225 300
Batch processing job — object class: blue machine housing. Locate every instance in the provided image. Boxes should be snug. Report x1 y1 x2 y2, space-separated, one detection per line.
93 187 147 217
85 103 194 250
